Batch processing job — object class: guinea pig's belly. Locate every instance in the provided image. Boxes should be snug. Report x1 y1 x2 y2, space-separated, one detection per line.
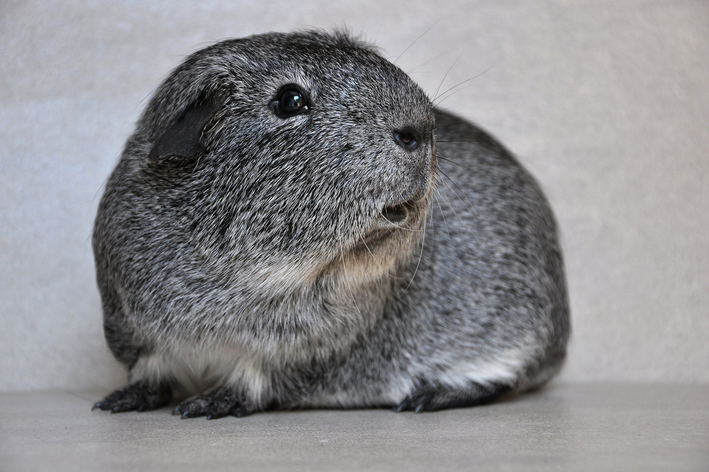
133 343 267 398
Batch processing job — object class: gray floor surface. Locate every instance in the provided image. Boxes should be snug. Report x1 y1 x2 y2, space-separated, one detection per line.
1 384 707 471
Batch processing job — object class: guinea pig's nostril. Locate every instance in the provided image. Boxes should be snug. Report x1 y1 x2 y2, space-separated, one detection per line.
393 129 420 152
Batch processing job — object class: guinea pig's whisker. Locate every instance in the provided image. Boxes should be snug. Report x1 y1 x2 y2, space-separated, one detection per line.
393 18 441 64
358 234 377 262
405 52 449 75
436 155 479 184
402 210 428 293
432 54 462 104
379 215 424 232
432 65 493 105
437 172 479 230
437 162 480 218
433 189 452 239
433 83 478 107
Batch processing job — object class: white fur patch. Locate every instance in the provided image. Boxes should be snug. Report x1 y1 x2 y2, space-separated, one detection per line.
245 257 323 292
438 348 527 389
382 377 417 405
130 342 267 401
337 250 398 289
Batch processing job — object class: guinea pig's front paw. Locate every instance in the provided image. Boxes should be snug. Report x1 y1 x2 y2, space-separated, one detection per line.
393 382 512 413
93 380 172 413
173 386 251 420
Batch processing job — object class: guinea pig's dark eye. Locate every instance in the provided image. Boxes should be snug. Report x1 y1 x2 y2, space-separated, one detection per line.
272 85 310 119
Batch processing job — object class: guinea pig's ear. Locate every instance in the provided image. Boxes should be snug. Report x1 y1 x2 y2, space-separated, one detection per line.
148 93 223 161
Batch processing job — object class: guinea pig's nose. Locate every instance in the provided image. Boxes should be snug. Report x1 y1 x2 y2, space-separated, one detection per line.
393 128 422 152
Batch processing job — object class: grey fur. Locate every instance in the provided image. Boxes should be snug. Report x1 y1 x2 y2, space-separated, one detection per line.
92 30 569 418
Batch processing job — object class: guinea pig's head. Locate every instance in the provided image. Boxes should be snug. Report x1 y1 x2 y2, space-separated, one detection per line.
135 31 436 286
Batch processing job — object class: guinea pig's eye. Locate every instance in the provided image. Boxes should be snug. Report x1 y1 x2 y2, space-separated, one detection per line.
272 85 310 119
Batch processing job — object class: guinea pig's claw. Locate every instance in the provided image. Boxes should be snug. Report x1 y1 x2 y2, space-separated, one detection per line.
393 398 427 413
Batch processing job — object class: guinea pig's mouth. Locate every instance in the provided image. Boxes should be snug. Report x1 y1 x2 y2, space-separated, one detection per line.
353 200 419 251
381 194 425 224
381 202 410 224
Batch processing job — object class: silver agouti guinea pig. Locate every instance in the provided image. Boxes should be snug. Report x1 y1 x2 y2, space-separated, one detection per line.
92 30 569 419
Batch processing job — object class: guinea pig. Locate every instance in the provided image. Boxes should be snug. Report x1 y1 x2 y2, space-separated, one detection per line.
92 30 569 419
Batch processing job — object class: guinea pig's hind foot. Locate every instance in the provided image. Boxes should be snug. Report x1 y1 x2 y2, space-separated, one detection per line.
393 382 512 413
173 385 251 420
92 380 172 413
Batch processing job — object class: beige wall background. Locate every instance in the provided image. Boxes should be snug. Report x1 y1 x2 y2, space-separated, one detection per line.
1 0 707 392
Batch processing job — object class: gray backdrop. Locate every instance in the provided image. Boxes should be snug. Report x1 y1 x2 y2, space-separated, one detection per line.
1 0 707 392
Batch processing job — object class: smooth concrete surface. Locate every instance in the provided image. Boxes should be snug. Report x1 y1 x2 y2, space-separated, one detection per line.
2 0 709 392
0 384 707 471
